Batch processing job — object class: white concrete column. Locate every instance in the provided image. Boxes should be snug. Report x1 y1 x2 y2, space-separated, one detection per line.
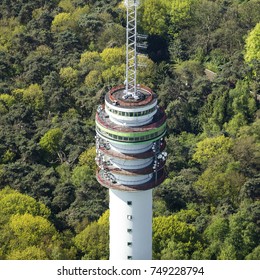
109 189 153 260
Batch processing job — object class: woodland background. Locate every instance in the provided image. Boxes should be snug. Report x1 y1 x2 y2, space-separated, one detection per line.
0 0 259 260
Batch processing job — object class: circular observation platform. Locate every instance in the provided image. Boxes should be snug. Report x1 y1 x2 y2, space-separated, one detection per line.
106 85 156 108
96 169 165 192
104 85 159 127
97 139 166 160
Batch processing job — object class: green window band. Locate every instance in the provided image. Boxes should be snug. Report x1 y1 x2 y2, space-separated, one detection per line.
107 105 157 117
96 123 166 143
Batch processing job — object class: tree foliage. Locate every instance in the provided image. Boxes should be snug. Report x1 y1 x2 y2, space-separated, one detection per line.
245 22 260 63
74 210 109 260
0 0 259 260
0 187 50 224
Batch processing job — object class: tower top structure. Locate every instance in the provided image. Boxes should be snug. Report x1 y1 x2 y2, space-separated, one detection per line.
124 0 140 100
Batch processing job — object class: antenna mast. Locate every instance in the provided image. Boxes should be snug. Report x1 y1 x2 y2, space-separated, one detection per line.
124 0 139 99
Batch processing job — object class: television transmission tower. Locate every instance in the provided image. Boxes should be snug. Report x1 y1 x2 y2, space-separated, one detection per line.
95 0 167 260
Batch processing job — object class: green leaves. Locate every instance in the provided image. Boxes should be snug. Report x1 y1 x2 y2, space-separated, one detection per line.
193 135 233 165
0 188 66 260
74 210 109 260
9 213 57 248
12 84 44 110
0 188 50 224
0 0 259 261
6 246 48 260
194 144 246 206
245 23 260 63
100 46 125 67
153 212 201 260
39 128 63 155
140 0 169 35
79 51 101 70
59 67 79 88
51 5 90 33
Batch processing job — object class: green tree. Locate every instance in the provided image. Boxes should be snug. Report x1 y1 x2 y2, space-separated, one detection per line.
140 0 168 35
0 94 15 114
79 51 101 72
22 45 53 84
39 128 63 157
201 215 229 259
246 245 260 260
74 210 109 260
58 0 88 13
13 84 44 110
100 46 125 68
51 12 75 32
0 187 50 224
71 165 95 188
153 214 200 259
97 23 125 49
223 80 257 135
59 67 79 88
232 135 260 177
174 60 204 85
9 213 56 245
218 243 237 260
193 135 233 166
195 154 246 206
78 146 96 168
0 17 25 51
200 90 229 134
168 0 192 30
224 205 259 259
245 23 260 63
185 0 223 56
137 55 156 87
6 246 48 260
101 64 125 85
84 70 102 90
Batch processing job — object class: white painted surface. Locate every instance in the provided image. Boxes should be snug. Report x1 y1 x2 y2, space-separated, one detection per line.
110 142 153 154
105 99 157 127
114 173 152 185
109 189 153 260
110 157 153 169
109 114 154 126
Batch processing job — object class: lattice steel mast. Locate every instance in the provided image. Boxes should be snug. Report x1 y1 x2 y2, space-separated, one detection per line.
124 0 139 99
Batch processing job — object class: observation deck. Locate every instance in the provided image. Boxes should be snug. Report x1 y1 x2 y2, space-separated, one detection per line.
96 169 165 192
105 85 156 108
95 85 167 191
98 139 166 160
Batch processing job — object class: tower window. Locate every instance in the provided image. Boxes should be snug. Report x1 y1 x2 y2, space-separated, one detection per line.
127 201 132 206
127 215 132 220
127 256 132 260
127 229 132 233
127 242 132 246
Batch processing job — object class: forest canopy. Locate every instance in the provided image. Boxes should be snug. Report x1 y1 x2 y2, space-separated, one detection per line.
0 0 259 260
